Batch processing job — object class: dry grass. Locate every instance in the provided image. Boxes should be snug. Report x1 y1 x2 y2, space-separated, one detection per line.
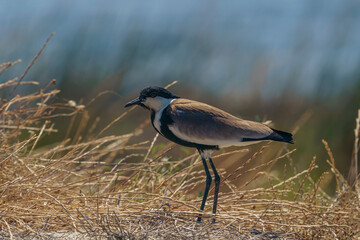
0 48 359 239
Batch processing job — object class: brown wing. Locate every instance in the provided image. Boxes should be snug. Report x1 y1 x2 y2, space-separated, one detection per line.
167 99 273 147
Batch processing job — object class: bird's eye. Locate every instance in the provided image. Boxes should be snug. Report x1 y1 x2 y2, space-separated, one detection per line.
150 92 157 98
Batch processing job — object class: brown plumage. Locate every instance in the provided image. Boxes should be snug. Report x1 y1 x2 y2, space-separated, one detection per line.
167 98 275 147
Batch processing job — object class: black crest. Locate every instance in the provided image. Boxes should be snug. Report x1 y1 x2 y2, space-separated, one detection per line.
139 86 179 100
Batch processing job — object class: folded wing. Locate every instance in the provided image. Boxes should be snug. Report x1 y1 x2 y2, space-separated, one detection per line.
166 99 274 147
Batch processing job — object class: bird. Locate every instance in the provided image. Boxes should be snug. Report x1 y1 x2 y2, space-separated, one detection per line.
125 86 293 223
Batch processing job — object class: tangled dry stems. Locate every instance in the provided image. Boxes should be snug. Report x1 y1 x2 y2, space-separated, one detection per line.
0 60 359 239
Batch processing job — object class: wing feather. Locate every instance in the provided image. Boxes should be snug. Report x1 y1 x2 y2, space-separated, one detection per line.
167 99 273 147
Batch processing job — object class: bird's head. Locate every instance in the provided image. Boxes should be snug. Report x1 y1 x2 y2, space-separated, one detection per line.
125 86 179 111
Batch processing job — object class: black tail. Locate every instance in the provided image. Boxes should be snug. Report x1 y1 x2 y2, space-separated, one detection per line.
268 128 294 144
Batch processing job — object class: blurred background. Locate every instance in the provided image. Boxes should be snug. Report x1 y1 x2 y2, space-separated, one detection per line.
1 0 360 193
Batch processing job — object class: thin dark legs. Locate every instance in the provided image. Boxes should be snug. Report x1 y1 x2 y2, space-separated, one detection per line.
197 153 212 222
197 150 220 223
208 156 220 223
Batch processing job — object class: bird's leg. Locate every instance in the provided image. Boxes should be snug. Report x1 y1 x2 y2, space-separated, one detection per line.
208 156 220 223
197 153 212 222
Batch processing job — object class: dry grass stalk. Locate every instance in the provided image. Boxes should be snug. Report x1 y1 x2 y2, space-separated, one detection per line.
0 59 359 239
5 32 54 101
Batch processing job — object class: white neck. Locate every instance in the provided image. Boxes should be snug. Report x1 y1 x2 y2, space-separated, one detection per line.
151 98 175 133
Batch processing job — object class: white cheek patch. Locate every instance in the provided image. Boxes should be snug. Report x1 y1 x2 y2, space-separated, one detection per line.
144 97 173 111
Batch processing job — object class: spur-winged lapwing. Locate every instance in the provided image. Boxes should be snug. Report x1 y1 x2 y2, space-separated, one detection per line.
125 86 293 222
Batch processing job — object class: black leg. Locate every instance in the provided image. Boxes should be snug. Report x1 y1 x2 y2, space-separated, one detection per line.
208 156 220 223
197 151 212 222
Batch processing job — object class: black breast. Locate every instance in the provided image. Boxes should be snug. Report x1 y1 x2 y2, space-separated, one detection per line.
154 106 218 150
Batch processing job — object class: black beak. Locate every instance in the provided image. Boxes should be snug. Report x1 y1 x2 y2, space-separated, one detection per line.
124 97 142 108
